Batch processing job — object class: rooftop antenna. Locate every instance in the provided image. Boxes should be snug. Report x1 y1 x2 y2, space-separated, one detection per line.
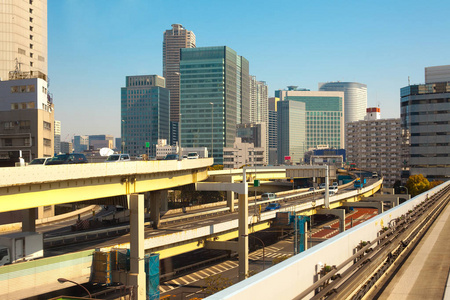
408 76 410 86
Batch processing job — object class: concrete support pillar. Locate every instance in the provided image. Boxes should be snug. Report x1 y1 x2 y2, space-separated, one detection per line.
150 191 161 229
160 190 169 212
319 209 346 233
238 183 248 281
129 194 146 300
341 201 384 214
22 208 36 232
227 178 235 213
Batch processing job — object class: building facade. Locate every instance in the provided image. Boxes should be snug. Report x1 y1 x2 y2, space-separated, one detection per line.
60 141 72 154
73 135 88 152
400 66 450 181
223 137 265 169
268 97 279 165
346 108 404 187
276 89 345 153
277 100 306 164
89 134 114 150
0 77 53 163
318 82 367 124
163 24 196 124
54 120 60 154
237 122 267 165
0 0 47 81
180 46 250 165
121 75 170 157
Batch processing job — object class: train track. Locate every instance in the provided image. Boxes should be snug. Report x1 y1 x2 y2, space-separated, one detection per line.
299 184 450 300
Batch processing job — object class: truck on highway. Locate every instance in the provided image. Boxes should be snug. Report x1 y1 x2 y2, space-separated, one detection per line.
354 178 367 188
0 232 43 266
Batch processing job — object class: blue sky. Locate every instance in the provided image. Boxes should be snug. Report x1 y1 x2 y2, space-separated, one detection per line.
48 0 450 141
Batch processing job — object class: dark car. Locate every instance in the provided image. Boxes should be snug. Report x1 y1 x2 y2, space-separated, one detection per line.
164 154 179 160
264 203 281 211
45 153 88 165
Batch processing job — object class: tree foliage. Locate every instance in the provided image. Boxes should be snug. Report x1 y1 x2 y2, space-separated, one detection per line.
208 164 224 171
406 174 430 197
429 180 444 189
202 274 233 295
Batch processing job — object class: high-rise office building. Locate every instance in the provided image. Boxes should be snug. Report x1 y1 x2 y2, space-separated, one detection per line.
0 77 53 163
163 24 196 124
347 108 404 187
401 65 450 181
54 120 61 154
60 141 72 154
121 75 170 157
318 82 367 124
237 122 267 165
268 97 279 165
277 100 306 164
249 76 268 163
89 134 114 150
73 135 89 153
0 0 47 81
180 46 250 165
276 89 345 154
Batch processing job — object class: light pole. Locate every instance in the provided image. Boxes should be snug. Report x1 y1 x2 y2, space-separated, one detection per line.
400 185 408 195
121 119 125 154
209 102 214 160
249 235 266 270
57 278 92 298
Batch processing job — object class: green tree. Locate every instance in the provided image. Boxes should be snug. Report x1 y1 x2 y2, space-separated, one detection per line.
406 174 430 197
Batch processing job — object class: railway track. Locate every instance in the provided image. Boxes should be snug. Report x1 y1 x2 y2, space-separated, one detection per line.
298 184 450 300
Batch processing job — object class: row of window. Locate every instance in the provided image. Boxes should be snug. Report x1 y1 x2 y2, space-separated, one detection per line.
411 154 448 157
2 120 31 130
11 102 35 110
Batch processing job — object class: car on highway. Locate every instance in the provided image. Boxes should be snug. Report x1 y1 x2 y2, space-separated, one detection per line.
319 183 326 189
261 193 276 201
187 152 199 159
105 154 131 162
28 157 50 165
332 182 338 187
45 153 88 165
264 203 281 211
164 154 179 160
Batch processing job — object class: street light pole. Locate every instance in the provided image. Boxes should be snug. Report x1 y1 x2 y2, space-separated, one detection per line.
249 235 266 270
210 102 214 160
57 278 92 298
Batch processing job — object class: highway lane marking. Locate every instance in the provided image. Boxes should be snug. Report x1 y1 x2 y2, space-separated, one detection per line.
179 277 190 284
199 270 211 277
186 275 197 281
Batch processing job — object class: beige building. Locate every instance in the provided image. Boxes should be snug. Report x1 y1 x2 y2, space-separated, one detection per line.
223 137 265 169
346 108 405 187
0 0 47 81
0 77 53 163
163 24 196 123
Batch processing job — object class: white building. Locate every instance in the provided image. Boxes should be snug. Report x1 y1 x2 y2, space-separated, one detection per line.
223 137 265 169
346 107 405 187
155 139 208 159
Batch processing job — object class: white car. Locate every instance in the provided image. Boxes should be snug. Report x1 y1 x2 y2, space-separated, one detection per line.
187 152 199 159
106 154 131 162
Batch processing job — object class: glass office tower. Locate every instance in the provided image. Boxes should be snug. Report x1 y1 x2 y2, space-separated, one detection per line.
180 46 250 164
277 101 306 164
121 75 170 157
275 89 345 152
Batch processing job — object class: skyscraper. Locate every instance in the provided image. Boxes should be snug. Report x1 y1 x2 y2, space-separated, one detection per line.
121 75 170 157
180 46 250 164
54 120 61 154
401 65 450 181
268 97 279 165
0 0 47 81
249 76 268 163
277 100 306 164
318 82 367 124
163 24 196 124
276 89 345 152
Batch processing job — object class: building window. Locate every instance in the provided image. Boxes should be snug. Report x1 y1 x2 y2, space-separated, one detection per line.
30 35 33 40
29 17 33 22
5 139 12 147
18 48 26 55
29 8 33 13
24 137 31 146
30 26 33 31
30 52 33 58
30 61 33 67
43 138 51 147
20 120 31 129
43 121 51 131
30 43 33 49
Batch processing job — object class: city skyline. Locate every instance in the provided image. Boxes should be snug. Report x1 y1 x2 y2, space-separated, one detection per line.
47 1 450 140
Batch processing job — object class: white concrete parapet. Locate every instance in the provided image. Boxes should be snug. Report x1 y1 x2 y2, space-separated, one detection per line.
207 181 450 300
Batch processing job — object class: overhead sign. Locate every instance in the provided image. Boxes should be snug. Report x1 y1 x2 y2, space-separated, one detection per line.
145 142 150 148
284 156 291 160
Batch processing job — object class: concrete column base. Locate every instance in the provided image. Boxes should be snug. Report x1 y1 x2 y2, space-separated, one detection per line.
22 208 36 232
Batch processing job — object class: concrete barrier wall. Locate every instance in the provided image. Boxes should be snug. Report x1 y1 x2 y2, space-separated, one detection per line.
207 181 450 300
0 250 94 300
